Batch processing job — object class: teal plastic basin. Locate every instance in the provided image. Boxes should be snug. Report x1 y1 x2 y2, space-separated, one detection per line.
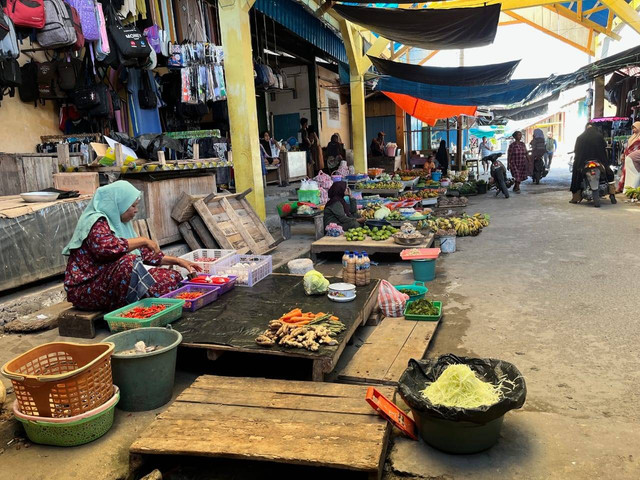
103 327 182 411
394 281 428 301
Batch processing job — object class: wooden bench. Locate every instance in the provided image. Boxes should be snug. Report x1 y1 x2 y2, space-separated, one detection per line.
280 211 324 240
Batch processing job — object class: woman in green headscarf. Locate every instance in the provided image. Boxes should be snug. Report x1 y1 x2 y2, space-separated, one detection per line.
63 181 202 311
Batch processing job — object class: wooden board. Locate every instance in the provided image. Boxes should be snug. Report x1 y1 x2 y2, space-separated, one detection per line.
339 317 439 386
53 172 99 194
188 215 219 249
0 194 92 219
178 221 203 250
128 175 217 246
174 274 380 381
192 190 274 254
130 376 393 479
311 233 434 261
171 192 208 223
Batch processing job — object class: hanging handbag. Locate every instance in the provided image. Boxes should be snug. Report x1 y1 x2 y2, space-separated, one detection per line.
57 56 81 92
107 5 151 67
73 54 100 110
138 70 157 109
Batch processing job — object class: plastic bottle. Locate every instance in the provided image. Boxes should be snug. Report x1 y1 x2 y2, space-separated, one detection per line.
346 253 357 285
362 251 371 285
355 253 365 287
342 251 350 280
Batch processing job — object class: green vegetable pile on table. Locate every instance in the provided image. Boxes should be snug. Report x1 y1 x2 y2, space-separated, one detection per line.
345 225 398 241
399 289 420 296
406 299 439 316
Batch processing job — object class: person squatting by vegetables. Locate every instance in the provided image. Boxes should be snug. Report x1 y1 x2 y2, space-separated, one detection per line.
63 181 203 311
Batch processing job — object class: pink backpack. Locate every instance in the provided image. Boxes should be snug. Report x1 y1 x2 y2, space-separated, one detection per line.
94 2 110 61
6 0 45 29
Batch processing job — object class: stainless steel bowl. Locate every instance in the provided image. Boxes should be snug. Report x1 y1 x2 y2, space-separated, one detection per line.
393 236 424 246
20 192 60 203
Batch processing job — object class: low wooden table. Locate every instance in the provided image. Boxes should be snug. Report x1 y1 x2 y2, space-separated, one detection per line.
310 233 434 261
280 211 324 240
130 376 393 479
172 274 380 381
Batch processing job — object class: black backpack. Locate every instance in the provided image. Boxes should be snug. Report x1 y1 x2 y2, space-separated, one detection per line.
57 57 82 92
0 57 21 100
138 70 157 109
37 61 65 100
18 61 38 103
107 5 150 67
160 70 181 106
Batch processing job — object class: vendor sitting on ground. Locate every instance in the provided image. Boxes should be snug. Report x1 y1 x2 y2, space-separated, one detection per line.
63 181 202 311
370 131 385 157
323 181 365 232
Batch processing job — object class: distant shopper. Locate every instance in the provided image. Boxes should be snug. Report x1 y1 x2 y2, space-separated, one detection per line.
370 131 385 157
435 140 449 176
507 131 529 193
570 122 615 204
308 124 324 173
323 181 364 232
545 132 557 169
479 137 493 174
530 129 547 184
326 133 345 170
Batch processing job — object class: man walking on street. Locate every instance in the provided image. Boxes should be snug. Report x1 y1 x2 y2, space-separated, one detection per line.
545 132 557 169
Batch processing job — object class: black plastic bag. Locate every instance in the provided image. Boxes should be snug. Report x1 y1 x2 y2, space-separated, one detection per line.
398 354 526 424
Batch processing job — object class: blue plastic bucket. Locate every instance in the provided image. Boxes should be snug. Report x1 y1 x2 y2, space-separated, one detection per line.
411 259 436 282
431 172 442 182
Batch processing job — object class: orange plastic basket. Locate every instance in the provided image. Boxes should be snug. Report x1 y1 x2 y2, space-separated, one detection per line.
1 342 114 418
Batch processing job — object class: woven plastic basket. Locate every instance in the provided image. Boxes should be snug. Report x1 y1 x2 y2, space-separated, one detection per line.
176 249 236 275
1 342 114 418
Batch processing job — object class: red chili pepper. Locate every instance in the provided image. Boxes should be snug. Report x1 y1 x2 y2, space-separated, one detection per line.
121 304 167 319
175 292 204 300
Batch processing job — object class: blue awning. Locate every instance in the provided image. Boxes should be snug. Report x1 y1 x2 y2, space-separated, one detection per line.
254 0 348 64
375 76 544 107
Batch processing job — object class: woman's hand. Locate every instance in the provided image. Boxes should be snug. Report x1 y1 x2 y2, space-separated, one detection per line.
357 217 366 224
177 258 203 273
145 238 161 254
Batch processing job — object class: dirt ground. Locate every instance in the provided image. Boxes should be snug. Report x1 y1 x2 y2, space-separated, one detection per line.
1 163 639 479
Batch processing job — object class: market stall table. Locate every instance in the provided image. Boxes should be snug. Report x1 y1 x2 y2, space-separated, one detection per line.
172 273 380 381
280 210 324 240
130 376 393 479
310 233 434 262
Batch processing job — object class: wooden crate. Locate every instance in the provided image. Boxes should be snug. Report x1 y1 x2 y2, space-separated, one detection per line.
128 175 216 246
192 189 275 254
130 376 393 480
0 153 57 196
53 172 99 194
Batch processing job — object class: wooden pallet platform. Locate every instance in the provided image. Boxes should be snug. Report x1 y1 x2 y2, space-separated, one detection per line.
130 376 393 480
311 233 434 261
338 317 439 386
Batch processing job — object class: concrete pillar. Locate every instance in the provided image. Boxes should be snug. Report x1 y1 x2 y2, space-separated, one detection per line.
348 71 367 173
218 0 265 219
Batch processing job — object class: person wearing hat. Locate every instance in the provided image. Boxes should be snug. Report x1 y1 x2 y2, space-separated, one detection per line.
370 131 386 157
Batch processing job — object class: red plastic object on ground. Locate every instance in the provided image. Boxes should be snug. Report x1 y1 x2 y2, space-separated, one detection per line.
366 387 418 440
400 248 441 261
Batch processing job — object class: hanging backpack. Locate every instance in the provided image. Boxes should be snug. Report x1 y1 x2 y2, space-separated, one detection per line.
6 0 45 29
18 61 39 102
37 0 77 49
94 2 110 61
0 57 22 99
0 14 20 60
65 4 84 50
57 56 81 91
107 6 150 67
75 0 100 41
37 61 64 99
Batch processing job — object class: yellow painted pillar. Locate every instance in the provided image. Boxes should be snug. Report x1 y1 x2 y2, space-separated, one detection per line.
218 0 265 219
350 71 367 173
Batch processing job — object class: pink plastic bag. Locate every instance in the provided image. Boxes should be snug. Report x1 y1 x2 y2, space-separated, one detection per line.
314 171 333 190
378 280 409 318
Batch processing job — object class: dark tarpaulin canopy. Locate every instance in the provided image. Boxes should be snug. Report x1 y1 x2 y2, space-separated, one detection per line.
492 92 560 121
375 76 545 107
333 4 501 50
368 56 521 86
523 44 640 103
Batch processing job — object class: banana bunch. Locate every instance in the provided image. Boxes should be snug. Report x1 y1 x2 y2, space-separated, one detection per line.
452 215 486 237
473 213 490 227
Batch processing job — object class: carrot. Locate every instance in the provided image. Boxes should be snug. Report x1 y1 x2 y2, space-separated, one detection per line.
314 312 326 317
281 308 302 320
330 316 339 322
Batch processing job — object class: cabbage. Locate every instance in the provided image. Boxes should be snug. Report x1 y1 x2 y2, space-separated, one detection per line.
304 270 329 295
374 207 391 219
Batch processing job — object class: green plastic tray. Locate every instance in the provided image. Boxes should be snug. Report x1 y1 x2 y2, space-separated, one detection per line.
394 282 428 301
403 300 442 321
105 298 185 332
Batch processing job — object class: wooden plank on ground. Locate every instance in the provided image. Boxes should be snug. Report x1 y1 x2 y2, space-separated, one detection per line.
178 222 203 251
130 375 392 478
171 192 208 223
338 317 439 386
188 215 219 249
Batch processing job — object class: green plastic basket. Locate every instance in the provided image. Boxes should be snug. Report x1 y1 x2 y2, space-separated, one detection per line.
394 281 428 301
104 298 185 332
403 300 442 321
15 389 119 446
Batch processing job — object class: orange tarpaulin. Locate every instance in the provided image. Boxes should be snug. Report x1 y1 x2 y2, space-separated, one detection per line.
382 91 477 126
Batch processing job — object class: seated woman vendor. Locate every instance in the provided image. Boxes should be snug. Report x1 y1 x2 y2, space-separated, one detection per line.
62 181 202 311
323 181 365 232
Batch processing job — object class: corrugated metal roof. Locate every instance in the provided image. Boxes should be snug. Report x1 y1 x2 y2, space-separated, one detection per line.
254 0 348 64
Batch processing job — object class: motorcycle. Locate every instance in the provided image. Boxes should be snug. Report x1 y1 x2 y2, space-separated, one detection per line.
581 160 616 207
487 153 510 198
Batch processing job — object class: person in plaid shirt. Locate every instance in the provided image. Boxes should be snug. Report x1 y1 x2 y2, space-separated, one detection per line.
507 131 530 193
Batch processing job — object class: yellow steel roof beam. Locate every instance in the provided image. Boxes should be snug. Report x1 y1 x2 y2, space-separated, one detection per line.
545 5 622 39
600 0 640 34
421 0 562 9
417 50 440 65
391 45 411 60
505 11 595 55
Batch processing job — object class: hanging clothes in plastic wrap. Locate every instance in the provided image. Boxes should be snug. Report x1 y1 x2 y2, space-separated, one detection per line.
126 68 162 136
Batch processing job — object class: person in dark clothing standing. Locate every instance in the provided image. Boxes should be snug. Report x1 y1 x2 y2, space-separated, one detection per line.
570 122 616 204
370 132 385 157
299 117 312 177
435 140 449 176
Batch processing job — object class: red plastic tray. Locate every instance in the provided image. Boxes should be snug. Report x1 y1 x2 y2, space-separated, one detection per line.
400 248 441 261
